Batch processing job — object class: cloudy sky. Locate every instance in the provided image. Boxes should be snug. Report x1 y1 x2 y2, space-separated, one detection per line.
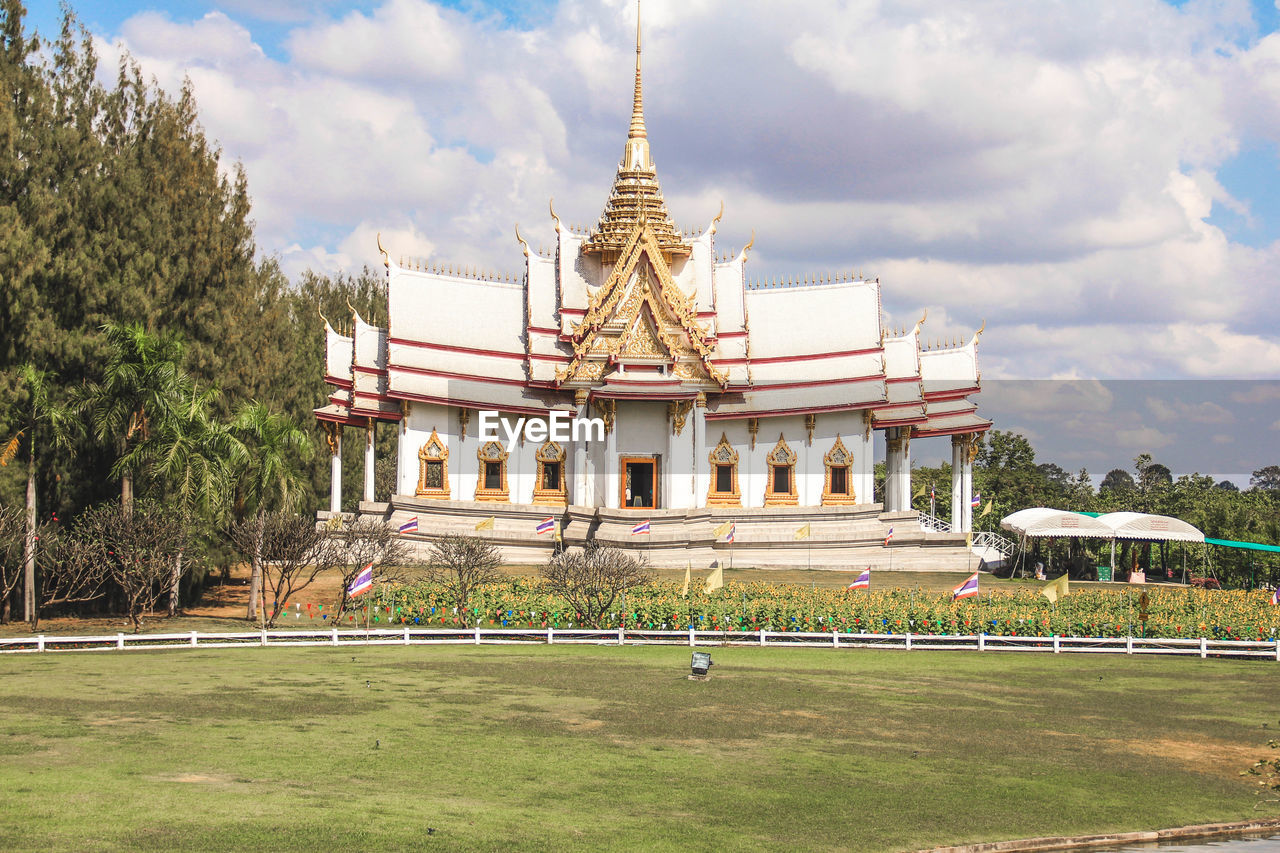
23 0 1280 479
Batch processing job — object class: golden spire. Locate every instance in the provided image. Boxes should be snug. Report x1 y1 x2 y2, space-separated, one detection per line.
629 2 645 141
581 0 688 260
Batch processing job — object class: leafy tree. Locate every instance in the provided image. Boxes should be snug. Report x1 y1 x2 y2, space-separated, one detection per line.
76 323 187 513
1216 480 1240 492
1099 468 1135 494
1250 466 1280 492
2 365 75 622
229 403 313 619
424 534 503 622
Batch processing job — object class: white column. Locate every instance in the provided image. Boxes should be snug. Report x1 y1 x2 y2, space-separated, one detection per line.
329 427 343 514
950 434 964 532
691 394 707 507
961 435 974 533
603 402 618 509
363 419 376 504
884 429 902 511
574 396 590 506
900 430 912 513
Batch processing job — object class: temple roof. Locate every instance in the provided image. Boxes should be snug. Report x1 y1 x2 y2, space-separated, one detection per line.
581 6 687 259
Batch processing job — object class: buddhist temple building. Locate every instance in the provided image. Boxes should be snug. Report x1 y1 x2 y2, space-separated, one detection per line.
315 12 991 569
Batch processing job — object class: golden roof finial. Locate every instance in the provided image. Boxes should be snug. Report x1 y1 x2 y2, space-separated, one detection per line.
629 0 646 142
549 197 560 229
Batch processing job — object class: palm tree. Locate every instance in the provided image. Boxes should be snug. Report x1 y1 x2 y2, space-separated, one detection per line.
77 323 187 514
1 365 75 623
117 382 236 616
230 402 313 620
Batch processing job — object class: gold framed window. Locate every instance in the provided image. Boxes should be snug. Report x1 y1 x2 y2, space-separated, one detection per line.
822 434 856 505
533 440 567 505
416 429 450 499
706 432 741 506
764 433 798 506
474 441 510 502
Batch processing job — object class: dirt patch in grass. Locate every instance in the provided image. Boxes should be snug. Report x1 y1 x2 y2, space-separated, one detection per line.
1112 736 1262 778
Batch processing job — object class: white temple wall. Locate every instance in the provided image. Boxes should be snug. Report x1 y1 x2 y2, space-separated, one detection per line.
858 412 875 505
398 401 452 498
614 400 669 508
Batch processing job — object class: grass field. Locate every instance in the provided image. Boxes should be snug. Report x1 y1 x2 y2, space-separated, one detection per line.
2 645 1278 851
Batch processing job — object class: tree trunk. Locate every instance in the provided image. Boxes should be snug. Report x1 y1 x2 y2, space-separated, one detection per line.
168 549 184 617
121 469 133 517
24 447 36 623
246 510 263 620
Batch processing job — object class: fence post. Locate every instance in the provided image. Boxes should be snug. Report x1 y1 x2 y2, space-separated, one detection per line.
1200 636 1207 659
474 625 481 645
190 631 198 647
37 635 45 652
905 632 912 651
978 633 985 652
117 633 124 650
759 628 766 647
1125 636 1133 655
617 625 624 646
403 627 410 646
260 629 268 647
332 627 339 645
689 627 695 647
1275 638 1279 662
547 626 554 645
832 631 839 648
1053 634 1060 654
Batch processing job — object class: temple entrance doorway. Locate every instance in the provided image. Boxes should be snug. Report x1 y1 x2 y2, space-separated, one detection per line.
621 456 659 509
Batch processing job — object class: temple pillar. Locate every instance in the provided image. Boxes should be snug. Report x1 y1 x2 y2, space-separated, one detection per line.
899 429 912 512
691 393 707 507
574 392 590 506
961 434 974 533
599 400 618 509
950 434 965 532
328 424 342 514
363 419 376 503
885 428 902 512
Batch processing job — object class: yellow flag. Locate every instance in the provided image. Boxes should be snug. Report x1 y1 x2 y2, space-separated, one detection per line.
980 500 993 517
912 483 926 500
554 521 562 543
325 515 344 531
712 520 733 538
1042 573 1069 604
794 523 811 541
475 516 495 531
965 531 973 548
705 564 724 592
681 563 691 597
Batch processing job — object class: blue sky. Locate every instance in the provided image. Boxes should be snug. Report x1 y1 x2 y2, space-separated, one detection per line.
18 0 1280 477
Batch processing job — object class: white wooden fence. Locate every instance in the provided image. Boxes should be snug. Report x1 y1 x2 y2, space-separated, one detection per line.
1 628 1278 660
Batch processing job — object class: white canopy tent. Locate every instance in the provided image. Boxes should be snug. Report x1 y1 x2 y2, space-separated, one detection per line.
999 509 1207 580
1001 508 1114 539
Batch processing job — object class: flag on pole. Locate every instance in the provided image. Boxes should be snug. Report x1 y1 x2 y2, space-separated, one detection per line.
398 516 419 533
883 526 894 546
347 563 373 596
970 492 981 508
1042 573 1070 604
681 564 691 597
536 517 555 535
912 484 925 500
930 484 936 501
980 500 993 517
794 523 811 541
952 572 979 600
632 519 651 535
726 522 735 543
849 569 870 590
475 516 495 531
705 564 724 592
712 520 733 538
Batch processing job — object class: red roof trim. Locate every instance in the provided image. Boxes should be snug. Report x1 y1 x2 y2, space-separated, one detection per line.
706 402 877 420
390 364 527 387
387 390 573 417
914 422 993 438
389 336 524 361
715 345 881 366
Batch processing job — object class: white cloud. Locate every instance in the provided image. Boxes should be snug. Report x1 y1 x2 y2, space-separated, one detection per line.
94 0 1280 381
1145 397 1235 424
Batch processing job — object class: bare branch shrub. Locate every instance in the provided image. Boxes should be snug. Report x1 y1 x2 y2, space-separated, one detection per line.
330 518 413 618
541 540 650 628
78 501 187 632
231 511 341 627
424 534 502 621
34 524 110 629
0 507 24 623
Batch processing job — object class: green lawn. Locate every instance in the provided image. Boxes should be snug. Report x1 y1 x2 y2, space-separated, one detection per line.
1 645 1277 851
